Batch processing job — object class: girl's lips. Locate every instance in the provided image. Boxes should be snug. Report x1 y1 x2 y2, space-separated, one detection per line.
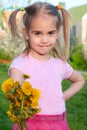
39 44 51 47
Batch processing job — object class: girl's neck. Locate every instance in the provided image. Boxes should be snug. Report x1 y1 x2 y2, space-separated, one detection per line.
29 51 50 62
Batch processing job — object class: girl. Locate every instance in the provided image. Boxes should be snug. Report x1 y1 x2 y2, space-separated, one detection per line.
8 2 85 130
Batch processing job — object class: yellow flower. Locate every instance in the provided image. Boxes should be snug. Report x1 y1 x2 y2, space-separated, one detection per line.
10 114 19 123
6 93 16 103
23 106 29 110
31 101 39 108
2 78 14 93
16 88 23 100
7 111 12 116
2 76 41 126
15 100 21 107
7 111 19 122
31 88 41 99
30 96 38 102
22 81 32 95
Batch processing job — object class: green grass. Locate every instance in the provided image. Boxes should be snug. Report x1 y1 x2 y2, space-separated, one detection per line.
0 63 13 130
62 79 87 130
0 63 87 130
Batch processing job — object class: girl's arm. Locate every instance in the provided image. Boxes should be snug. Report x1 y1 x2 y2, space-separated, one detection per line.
9 68 23 83
63 70 85 101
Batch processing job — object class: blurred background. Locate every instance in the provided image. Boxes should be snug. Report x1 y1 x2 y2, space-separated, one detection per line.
0 1 87 130
0 0 87 71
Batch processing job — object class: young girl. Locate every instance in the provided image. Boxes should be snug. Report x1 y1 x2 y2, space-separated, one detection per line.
8 2 85 130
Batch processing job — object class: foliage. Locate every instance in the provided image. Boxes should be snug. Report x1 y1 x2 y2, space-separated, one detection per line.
0 9 25 60
69 44 87 71
0 31 25 59
0 48 14 60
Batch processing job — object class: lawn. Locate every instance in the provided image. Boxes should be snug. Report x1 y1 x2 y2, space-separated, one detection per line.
0 63 87 130
0 63 13 130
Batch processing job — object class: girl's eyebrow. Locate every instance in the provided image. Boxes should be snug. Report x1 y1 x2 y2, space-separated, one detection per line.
48 30 57 33
31 30 57 33
32 30 41 33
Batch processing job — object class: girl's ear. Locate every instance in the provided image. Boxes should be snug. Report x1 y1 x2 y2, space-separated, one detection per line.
22 28 29 40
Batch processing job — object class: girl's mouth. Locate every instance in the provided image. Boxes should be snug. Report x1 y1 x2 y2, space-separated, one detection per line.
39 44 51 47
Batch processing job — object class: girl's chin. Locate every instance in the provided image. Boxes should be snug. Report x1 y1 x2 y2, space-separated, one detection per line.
29 50 50 57
38 50 50 55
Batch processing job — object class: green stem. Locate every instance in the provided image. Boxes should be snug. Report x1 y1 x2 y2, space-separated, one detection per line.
21 97 24 111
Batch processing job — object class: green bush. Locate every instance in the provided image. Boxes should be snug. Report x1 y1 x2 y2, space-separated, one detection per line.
0 48 14 60
70 44 87 71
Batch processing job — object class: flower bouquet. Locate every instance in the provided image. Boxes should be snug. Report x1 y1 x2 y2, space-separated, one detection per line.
1 74 41 130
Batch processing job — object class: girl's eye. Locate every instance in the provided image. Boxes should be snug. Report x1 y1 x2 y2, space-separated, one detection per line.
35 32 41 35
48 31 56 36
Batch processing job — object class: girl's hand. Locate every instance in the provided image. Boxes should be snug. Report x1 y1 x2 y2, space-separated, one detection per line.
9 68 23 83
63 70 85 101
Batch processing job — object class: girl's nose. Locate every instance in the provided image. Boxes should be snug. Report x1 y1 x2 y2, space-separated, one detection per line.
41 35 48 43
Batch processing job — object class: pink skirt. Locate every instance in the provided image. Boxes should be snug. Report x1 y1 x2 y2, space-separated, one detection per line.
13 112 70 130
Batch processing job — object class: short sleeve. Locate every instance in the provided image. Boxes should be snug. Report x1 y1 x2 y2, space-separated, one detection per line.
63 62 73 79
8 55 24 75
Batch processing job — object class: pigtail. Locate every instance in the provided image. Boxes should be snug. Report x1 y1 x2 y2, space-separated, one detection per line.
61 9 71 60
9 9 20 38
51 39 65 60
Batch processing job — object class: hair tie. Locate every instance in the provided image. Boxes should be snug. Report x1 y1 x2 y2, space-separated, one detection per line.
20 7 25 11
56 5 62 10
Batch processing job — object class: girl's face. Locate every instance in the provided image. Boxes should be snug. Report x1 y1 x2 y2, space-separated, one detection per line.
24 15 59 59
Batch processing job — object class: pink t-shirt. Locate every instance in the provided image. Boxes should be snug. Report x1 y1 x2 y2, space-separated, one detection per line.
9 54 73 115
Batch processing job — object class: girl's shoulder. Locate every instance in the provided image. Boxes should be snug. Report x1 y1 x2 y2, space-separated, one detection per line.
10 54 28 69
12 54 28 63
51 56 67 65
51 57 73 78
9 54 28 74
